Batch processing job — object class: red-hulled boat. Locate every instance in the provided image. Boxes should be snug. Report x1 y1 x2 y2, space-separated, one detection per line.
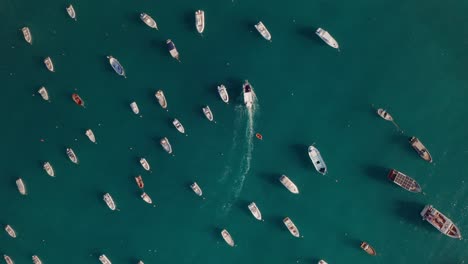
135 175 144 189
256 133 263 140
72 93 85 107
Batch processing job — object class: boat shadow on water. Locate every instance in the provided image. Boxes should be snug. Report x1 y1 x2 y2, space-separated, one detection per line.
235 199 251 217
258 172 282 188
290 144 311 169
341 236 363 252
361 164 389 185
296 26 320 44
183 11 195 33
394 200 433 232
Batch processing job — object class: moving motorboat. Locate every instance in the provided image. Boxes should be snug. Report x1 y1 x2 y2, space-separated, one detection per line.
255 21 272 41
140 13 158 29
242 80 254 108
166 39 180 61
141 192 153 204
22 27 32 44
43 162 55 177
99 254 112 264
140 158 150 171
85 129 96 143
66 148 78 164
315 28 339 49
248 202 262 221
190 182 203 196
38 87 49 101
32 255 42 264
44 57 55 72
130 102 140 115
421 205 461 239
16 178 26 195
195 10 205 34
217 85 229 103
103 193 116 210
202 106 213 121
5 225 16 238
107 56 126 78
283 217 300 237
155 90 167 109
66 4 77 20
72 93 85 107
387 169 421 193
360 242 377 256
160 137 173 154
221 229 235 247
308 145 327 175
135 175 144 189
3 255 13 264
172 119 185 134
409 137 433 163
279 175 299 194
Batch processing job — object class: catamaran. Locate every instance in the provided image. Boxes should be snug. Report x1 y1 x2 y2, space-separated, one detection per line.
190 182 203 196
107 56 126 78
43 162 55 177
217 85 229 103
85 129 96 143
99 254 112 264
279 175 299 194
130 102 140 115
360 242 377 256
166 39 180 61
195 10 205 34
16 178 26 195
72 93 85 107
243 80 254 108
103 193 116 210
388 169 421 193
248 202 262 221
160 137 172 154
172 119 185 134
155 90 167 109
283 217 300 237
315 28 339 49
66 148 78 164
141 192 153 204
44 57 55 72
3 255 13 264
421 205 461 239
32 255 42 264
221 229 235 247
308 145 327 175
409 137 433 163
22 27 32 44
38 87 49 101
5 225 16 238
202 106 213 121
66 4 77 20
140 13 158 29
135 175 144 189
255 21 272 41
140 158 150 171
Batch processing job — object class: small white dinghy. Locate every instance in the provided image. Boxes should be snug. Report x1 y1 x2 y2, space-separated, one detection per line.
315 28 339 50
4 255 14 264
190 182 203 197
16 178 27 195
141 192 153 204
99 254 112 264
155 90 168 109
140 158 150 171
32 255 42 264
5 225 17 238
85 129 96 143
38 87 50 101
140 13 158 29
160 137 173 154
248 202 263 221
279 175 299 194
66 148 78 164
103 193 116 211
130 102 140 115
172 119 185 134
221 229 235 247
21 27 32 44
43 162 55 177
44 57 55 72
217 85 229 103
195 10 205 34
255 21 272 42
66 4 77 21
202 106 214 121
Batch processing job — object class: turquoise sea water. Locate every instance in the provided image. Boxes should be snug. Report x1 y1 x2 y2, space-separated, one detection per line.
1 0 468 263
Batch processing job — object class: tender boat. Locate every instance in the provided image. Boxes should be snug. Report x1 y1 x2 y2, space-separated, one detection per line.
155 90 167 109
160 137 173 154
360 242 377 256
72 93 85 107
195 10 205 34
38 87 49 101
283 217 300 237
135 175 144 189
221 229 235 247
308 145 327 175
387 169 421 193
4 255 13 264
32 255 42 264
103 193 116 210
166 39 180 61
315 28 339 49
66 148 78 164
217 85 229 103
107 56 126 78
130 102 140 115
255 21 272 41
190 182 203 196
22 27 32 44
44 57 55 72
409 137 433 163
255 133 263 140
66 4 77 20
140 13 158 29
318 260 328 264
242 80 254 108
421 205 461 239
141 192 153 204
202 106 213 121
140 158 150 171
248 202 262 221
16 178 26 195
99 254 112 264
279 175 299 194
172 119 185 134
377 108 393 121
43 162 55 177
5 225 16 238
85 129 96 143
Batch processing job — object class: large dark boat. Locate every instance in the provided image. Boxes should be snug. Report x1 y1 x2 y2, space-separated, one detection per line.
387 169 422 193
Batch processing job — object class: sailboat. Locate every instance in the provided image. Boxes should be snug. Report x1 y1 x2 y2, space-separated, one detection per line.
155 90 168 109
195 10 205 34
141 192 153 204
308 145 327 175
248 202 263 221
44 57 55 72
103 193 116 210
107 56 126 78
166 39 180 61
38 87 49 101
140 158 150 171
4 225 17 238
130 102 140 115
172 119 185 134
279 175 299 194
283 217 300 237
221 229 235 247
376 108 401 130
32 255 42 264
217 85 229 103
16 178 27 195
315 28 339 49
255 21 272 41
21 27 32 44
43 162 55 177
3 255 13 264
160 137 173 154
135 175 144 189
202 106 213 121
66 148 78 164
66 4 77 20
85 129 96 143
99 254 112 264
190 182 203 197
140 13 158 29
72 93 85 107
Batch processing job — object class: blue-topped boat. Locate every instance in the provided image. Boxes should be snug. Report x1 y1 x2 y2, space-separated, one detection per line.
107 55 126 78
166 39 180 61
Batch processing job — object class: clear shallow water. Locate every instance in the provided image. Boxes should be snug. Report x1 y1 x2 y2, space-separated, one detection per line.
1 0 468 263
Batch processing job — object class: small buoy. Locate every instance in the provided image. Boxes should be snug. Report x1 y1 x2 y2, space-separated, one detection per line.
40 139 45 142
255 133 263 140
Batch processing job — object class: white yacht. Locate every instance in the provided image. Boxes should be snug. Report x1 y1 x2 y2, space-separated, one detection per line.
315 28 339 49
279 175 299 194
38 87 49 101
217 85 229 103
255 21 272 41
242 80 254 108
195 10 205 34
22 27 32 44
283 217 300 237
308 145 327 175
44 57 55 72
66 4 77 20
43 162 55 177
141 192 153 204
16 178 27 195
3 255 13 264
32 255 42 264
248 202 262 221
85 129 96 143
221 229 235 247
140 158 150 171
202 106 213 121
99 254 112 264
140 13 158 29
103 193 116 210
172 119 185 134
155 90 167 109
160 137 173 154
190 182 203 196
130 102 140 115
5 225 16 238
66 148 78 164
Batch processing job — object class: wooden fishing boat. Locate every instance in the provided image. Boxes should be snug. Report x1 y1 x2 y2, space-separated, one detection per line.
248 202 262 221
279 175 299 194
16 178 27 195
360 242 377 256
44 57 55 72
38 87 49 101
221 229 235 247
140 158 150 171
85 129 96 143
140 13 158 29
72 93 85 107
172 119 185 134
255 21 272 41
141 192 153 204
195 10 205 34
21 27 32 44
421 205 461 239
4 225 16 238
190 182 203 196
66 4 77 20
66 148 78 164
283 217 300 237
4 255 14 264
43 162 55 177
255 133 263 140
135 175 144 189
387 169 421 193
409 137 433 163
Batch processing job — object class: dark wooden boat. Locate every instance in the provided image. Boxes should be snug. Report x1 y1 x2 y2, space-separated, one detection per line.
256 133 263 140
72 93 85 107
387 169 422 193
135 175 144 189
409 137 432 163
360 242 376 256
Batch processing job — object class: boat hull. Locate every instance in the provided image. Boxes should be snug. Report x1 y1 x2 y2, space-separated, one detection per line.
409 137 433 162
421 205 461 239
107 56 126 77
387 169 421 193
308 146 327 175
360 242 377 256
195 10 205 33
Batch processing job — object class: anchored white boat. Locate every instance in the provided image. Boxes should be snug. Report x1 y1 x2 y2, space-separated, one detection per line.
172 119 185 134
160 137 173 154
217 85 229 103
99 254 112 264
155 90 167 109
85 129 96 143
137 261 144 264
5 225 16 238
190 182 203 196
32 255 42 264
255 21 272 41
248 202 262 221
130 102 140 115
4 255 13 264
22 27 32 44
166 39 180 61
107 56 126 78
140 13 158 29
44 57 55 72
140 158 150 171
66 4 77 20
195 10 205 34
242 80 254 108
141 192 153 204
279 175 299 194
283 217 300 237
66 148 78 164
202 106 213 121
221 229 235 247
16 178 27 195
103 193 116 210
316 28 339 49
43 162 55 177
308 145 327 175
421 205 461 239
38 87 49 101
409 137 433 163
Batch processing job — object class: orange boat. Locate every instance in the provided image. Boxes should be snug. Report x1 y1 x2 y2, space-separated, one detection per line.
256 133 263 140
135 175 144 189
360 242 377 256
72 93 85 107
